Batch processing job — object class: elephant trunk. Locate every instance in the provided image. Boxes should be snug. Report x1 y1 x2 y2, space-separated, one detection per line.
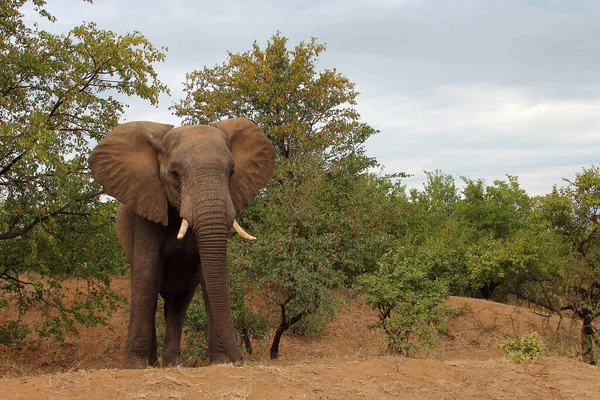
181 180 242 363
195 223 242 363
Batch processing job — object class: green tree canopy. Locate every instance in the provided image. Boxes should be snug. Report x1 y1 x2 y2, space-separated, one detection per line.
173 32 376 168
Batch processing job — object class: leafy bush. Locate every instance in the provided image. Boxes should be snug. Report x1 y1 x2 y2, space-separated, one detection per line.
177 295 271 365
499 332 545 363
289 300 339 339
357 250 454 355
0 321 30 347
180 297 209 364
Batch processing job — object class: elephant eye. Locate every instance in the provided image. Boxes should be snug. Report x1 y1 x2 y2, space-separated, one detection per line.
169 169 180 185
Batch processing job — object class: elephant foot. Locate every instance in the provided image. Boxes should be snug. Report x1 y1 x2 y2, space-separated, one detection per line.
162 350 183 368
208 353 231 365
209 350 243 366
123 355 152 369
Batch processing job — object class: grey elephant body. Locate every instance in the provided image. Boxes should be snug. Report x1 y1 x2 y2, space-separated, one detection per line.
89 119 275 368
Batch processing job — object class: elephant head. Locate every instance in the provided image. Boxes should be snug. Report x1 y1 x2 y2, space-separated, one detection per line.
89 118 275 228
89 118 275 364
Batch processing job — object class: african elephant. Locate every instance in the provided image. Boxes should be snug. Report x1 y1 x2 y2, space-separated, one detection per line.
89 118 275 368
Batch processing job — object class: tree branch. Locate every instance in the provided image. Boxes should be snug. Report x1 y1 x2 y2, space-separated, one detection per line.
577 227 598 258
0 151 26 177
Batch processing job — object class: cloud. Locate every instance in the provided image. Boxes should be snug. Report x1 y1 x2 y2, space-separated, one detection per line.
361 83 600 194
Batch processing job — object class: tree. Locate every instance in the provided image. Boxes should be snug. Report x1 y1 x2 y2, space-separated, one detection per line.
404 173 550 300
0 0 168 343
458 176 535 298
406 170 461 247
232 158 342 359
458 175 531 241
329 170 409 280
534 166 600 364
172 32 377 168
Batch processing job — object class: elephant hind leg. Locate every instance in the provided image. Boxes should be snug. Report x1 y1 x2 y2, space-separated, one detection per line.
161 289 195 367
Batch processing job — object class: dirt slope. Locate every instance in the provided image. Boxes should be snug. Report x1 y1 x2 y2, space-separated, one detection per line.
0 277 599 399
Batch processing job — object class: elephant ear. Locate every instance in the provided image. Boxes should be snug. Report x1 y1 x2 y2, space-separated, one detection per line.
212 118 276 213
89 121 174 226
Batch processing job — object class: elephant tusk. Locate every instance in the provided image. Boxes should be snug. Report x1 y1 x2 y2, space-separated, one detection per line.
177 219 189 240
233 220 257 241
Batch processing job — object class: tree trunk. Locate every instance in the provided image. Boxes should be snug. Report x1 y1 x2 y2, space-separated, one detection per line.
270 325 286 360
479 281 500 299
581 316 597 365
270 308 307 360
243 329 253 355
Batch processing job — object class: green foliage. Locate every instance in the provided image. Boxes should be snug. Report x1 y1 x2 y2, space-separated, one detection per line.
227 250 272 356
179 297 209 364
0 0 167 345
0 321 30 347
358 250 454 355
499 332 545 363
330 169 409 280
532 165 600 364
171 289 271 364
465 228 555 299
403 166 600 364
405 172 547 300
407 171 460 245
411 218 472 295
289 308 335 339
458 175 531 240
238 159 343 358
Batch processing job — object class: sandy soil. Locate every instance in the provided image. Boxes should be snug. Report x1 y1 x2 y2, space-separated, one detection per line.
0 277 598 399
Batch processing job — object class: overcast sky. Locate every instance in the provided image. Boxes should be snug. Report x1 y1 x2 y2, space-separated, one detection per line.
30 0 600 195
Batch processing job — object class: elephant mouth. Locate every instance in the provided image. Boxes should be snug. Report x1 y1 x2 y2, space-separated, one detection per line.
176 218 256 241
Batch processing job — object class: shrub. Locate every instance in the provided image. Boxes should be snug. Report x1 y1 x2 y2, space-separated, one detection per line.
357 250 454 355
499 332 545 363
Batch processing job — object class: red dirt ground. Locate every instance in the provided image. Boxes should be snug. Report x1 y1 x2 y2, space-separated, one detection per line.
0 277 598 399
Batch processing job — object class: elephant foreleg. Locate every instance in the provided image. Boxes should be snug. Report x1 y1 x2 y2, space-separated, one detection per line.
124 290 159 368
123 217 162 368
